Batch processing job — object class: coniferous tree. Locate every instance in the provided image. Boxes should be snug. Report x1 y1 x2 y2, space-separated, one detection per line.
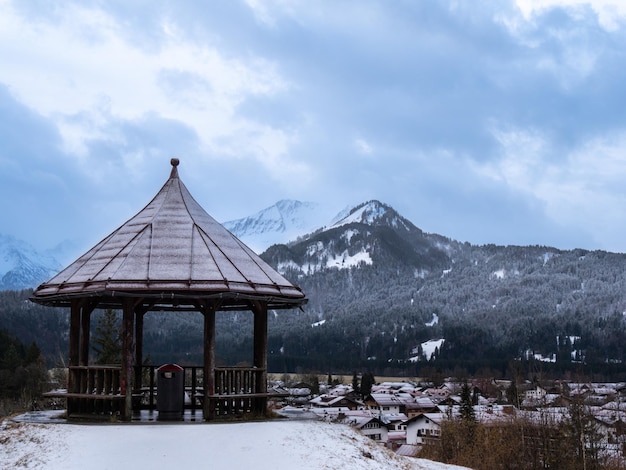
24 342 42 365
506 380 520 407
92 309 121 364
1 343 21 372
459 381 476 423
351 371 360 395
360 372 375 399
302 374 320 394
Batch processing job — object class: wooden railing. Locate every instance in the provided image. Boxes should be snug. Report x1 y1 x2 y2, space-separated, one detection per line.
43 365 125 417
213 367 264 396
45 365 269 418
74 365 121 396
211 367 266 416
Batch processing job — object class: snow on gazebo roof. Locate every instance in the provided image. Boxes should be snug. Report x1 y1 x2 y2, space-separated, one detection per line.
31 159 307 311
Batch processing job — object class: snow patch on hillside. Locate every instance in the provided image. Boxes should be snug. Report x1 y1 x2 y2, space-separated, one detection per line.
342 228 360 243
326 249 373 269
421 339 445 360
492 269 505 279
409 339 445 362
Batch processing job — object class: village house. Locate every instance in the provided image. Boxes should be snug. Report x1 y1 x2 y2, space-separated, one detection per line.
404 397 439 418
352 416 389 441
309 394 363 410
406 413 443 445
283 386 312 406
524 384 547 401
422 386 450 402
365 390 416 415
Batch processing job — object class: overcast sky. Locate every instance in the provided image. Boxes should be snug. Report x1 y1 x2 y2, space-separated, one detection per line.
2 0 626 255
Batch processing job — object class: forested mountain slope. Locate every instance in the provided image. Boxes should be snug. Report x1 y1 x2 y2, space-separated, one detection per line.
261 201 626 376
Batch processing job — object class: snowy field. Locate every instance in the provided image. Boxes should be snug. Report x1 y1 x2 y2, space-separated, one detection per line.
0 416 469 470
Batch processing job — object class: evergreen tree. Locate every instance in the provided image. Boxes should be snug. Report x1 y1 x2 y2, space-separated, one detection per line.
92 309 121 364
506 380 520 407
352 371 360 395
459 381 476 423
306 374 320 394
1 343 21 372
360 372 375 399
24 342 42 366
471 386 479 405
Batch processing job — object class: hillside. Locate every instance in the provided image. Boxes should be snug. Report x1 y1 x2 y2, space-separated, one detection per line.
0 418 468 470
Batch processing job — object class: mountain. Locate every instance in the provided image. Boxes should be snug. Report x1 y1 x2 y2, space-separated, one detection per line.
262 200 452 275
4 199 626 381
0 235 62 290
222 199 337 253
257 200 626 376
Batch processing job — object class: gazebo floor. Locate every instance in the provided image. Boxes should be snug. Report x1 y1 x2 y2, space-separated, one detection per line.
131 409 204 423
12 409 206 424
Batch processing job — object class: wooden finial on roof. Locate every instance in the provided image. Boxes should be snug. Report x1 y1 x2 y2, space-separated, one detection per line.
170 158 180 178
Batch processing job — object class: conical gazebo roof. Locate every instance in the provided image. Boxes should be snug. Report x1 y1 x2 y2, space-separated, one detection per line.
31 159 306 311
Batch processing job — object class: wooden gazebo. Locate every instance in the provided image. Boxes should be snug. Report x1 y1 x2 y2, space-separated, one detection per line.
30 158 307 421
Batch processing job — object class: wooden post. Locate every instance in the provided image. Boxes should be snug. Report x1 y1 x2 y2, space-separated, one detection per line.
68 300 81 369
202 303 216 420
120 298 135 421
252 301 268 415
78 302 96 408
67 300 81 416
79 306 91 366
134 310 144 396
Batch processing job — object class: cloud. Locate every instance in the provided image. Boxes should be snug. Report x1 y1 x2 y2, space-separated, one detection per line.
354 139 373 156
2 0 626 253
516 0 626 30
476 126 626 249
0 1 295 176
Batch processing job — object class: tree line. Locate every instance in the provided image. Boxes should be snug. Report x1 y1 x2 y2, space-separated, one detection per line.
0 329 48 415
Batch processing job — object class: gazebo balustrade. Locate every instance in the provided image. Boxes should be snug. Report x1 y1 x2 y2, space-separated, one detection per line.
134 365 267 415
50 364 270 418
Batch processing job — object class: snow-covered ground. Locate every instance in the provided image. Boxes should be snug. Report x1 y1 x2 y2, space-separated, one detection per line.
1 415 468 470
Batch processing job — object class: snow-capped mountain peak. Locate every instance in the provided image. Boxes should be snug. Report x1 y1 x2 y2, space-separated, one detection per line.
0 234 62 290
222 200 333 253
331 200 411 231
222 199 419 254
